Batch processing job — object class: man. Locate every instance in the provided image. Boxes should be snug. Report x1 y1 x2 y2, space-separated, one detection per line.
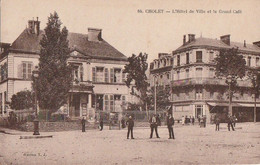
227 115 235 131
81 117 86 132
215 115 220 131
99 117 103 131
126 116 134 139
166 113 175 139
149 114 160 138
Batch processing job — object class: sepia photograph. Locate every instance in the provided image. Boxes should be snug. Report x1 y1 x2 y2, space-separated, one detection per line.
0 0 260 164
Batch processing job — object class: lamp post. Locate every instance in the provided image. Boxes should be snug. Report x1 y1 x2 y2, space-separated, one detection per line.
32 66 40 135
253 75 257 123
227 75 232 116
154 76 158 115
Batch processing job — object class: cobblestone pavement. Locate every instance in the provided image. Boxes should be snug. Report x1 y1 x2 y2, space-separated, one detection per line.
0 123 260 165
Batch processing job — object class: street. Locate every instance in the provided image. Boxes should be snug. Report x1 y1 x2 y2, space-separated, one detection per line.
0 123 260 165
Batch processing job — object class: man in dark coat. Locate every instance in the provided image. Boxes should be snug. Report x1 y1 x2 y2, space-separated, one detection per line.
166 113 175 139
227 115 235 131
126 116 134 139
149 114 160 138
81 117 86 132
99 117 103 131
215 115 220 131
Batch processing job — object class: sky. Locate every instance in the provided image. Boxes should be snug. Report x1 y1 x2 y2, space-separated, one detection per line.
1 0 260 63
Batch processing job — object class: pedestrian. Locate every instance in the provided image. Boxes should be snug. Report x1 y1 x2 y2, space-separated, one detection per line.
215 115 220 131
99 116 103 131
233 115 237 127
121 117 126 129
126 116 134 139
227 115 235 131
81 117 86 132
192 116 195 125
181 116 185 125
166 113 175 139
149 114 160 138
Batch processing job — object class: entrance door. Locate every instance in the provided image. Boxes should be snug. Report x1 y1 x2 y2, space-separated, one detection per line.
70 94 80 117
96 95 104 111
195 105 203 118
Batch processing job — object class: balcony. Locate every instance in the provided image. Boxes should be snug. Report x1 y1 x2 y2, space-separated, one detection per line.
70 81 93 93
171 78 251 87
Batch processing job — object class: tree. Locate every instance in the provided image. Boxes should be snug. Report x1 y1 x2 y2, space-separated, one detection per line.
10 90 34 110
214 48 246 115
33 12 72 115
247 67 260 122
147 85 171 112
123 53 149 111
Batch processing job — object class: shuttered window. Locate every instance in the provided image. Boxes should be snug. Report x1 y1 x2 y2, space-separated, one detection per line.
22 62 33 80
122 72 126 82
92 67 96 82
80 65 83 81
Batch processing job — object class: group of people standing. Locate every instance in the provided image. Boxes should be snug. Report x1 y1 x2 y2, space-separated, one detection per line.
126 113 175 140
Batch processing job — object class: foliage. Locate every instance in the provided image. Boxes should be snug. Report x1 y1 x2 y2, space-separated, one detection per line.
10 90 34 110
147 85 171 111
214 48 246 92
123 53 149 110
247 67 260 97
33 11 72 113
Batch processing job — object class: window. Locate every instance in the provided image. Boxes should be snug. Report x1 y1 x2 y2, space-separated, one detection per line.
110 68 114 83
170 58 173 66
209 51 214 61
122 95 126 111
186 69 189 79
256 57 260 66
105 68 109 83
247 56 251 67
209 68 214 78
72 65 83 82
114 68 121 83
196 68 203 78
186 53 189 64
96 67 104 82
177 55 180 66
177 71 180 80
210 92 214 99
0 62 8 81
22 62 32 80
122 72 126 82
195 88 203 100
196 51 203 63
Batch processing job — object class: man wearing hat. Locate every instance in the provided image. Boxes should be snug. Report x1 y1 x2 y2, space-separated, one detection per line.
126 116 135 139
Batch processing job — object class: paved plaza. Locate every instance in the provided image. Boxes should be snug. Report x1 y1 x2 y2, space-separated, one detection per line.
0 123 260 165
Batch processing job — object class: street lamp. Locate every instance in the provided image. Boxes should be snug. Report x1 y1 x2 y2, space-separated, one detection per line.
227 75 232 116
253 75 257 123
32 66 40 135
154 76 158 115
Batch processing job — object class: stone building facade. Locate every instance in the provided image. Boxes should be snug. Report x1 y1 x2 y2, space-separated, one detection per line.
0 18 134 121
150 34 260 122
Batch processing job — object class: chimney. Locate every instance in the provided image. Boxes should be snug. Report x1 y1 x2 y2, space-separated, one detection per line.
244 40 246 47
183 35 186 45
88 28 102 42
253 41 260 47
188 34 195 43
28 17 40 35
220 35 230 45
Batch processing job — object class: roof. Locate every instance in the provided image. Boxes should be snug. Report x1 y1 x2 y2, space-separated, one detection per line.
10 28 127 60
174 37 260 54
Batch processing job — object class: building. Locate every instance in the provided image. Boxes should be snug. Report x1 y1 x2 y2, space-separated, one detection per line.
150 34 260 122
0 18 134 120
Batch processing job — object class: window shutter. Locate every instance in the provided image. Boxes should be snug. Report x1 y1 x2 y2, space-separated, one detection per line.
105 68 109 83
92 67 96 82
110 68 114 83
110 95 114 112
122 72 126 82
80 65 83 81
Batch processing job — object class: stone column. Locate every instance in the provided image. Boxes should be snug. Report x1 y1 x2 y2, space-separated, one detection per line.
88 94 92 109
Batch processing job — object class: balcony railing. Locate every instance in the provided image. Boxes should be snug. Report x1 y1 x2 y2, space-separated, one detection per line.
70 81 93 92
171 78 251 87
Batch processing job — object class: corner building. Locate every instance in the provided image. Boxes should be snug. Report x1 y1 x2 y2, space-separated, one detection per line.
150 34 260 122
0 18 134 120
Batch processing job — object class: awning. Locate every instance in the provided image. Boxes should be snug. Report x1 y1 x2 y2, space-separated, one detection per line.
238 103 260 107
206 102 240 107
